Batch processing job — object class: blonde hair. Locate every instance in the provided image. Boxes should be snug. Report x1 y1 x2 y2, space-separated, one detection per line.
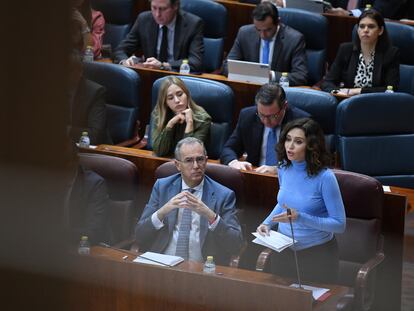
154 76 204 133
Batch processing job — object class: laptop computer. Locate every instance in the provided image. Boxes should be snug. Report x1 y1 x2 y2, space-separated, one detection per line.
285 0 330 13
227 59 270 85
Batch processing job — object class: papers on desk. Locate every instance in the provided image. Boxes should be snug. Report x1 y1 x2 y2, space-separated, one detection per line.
133 252 184 267
252 230 296 252
382 185 391 192
290 284 330 301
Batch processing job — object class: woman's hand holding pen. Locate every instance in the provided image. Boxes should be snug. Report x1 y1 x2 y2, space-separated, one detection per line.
256 224 270 237
272 204 298 223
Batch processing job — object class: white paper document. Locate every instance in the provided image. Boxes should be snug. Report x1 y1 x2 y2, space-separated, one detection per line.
251 230 296 252
290 283 330 300
133 252 184 267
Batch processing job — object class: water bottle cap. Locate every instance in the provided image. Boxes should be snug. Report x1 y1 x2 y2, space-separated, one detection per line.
387 85 393 90
365 4 372 9
81 236 88 241
86 46 93 50
182 59 189 64
81 131 88 136
207 256 213 261
282 72 288 76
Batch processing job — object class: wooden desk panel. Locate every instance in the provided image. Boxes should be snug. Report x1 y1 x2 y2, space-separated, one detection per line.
81 145 407 311
68 246 350 311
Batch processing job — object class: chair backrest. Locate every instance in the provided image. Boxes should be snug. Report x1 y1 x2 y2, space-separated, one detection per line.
149 75 234 159
83 61 140 144
181 0 227 72
91 0 134 50
399 64 414 95
155 161 244 197
336 93 414 188
279 8 328 85
78 152 139 245
333 169 384 287
284 88 338 152
386 21 414 66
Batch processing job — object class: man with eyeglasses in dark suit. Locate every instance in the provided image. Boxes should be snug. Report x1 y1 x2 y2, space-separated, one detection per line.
220 83 309 175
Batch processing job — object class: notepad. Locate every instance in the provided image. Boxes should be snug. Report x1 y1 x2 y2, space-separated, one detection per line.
133 252 184 267
252 230 296 252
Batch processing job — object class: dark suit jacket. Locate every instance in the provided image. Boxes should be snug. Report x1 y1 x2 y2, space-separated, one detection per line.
67 167 110 246
135 174 243 265
321 42 400 93
328 0 407 19
220 105 310 166
114 10 204 72
71 78 112 145
223 23 308 86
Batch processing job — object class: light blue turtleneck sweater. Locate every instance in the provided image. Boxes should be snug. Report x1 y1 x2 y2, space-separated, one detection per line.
263 160 346 250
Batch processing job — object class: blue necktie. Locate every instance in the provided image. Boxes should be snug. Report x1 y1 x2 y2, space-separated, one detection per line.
265 128 278 165
175 188 195 260
262 40 270 65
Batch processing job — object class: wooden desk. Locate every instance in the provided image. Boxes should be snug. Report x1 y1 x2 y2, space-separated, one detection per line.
68 246 350 311
81 145 408 311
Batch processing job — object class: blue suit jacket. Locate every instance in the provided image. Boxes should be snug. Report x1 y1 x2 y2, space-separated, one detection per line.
220 105 310 166
135 174 243 264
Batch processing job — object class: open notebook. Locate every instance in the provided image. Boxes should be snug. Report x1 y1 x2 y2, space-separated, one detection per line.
133 252 184 267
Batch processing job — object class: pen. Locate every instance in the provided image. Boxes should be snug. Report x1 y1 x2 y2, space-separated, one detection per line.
122 255 128 260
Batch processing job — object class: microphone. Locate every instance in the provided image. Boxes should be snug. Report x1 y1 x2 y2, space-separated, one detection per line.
287 208 302 289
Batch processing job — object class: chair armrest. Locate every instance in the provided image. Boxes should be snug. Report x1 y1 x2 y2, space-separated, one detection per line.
354 251 385 311
112 236 136 250
116 120 148 149
229 242 248 268
255 248 273 272
336 293 355 311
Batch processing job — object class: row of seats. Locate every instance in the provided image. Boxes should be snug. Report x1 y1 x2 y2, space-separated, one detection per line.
83 61 414 189
90 0 414 92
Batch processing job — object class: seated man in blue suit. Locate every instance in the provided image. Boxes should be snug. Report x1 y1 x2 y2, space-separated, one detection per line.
223 1 308 86
135 137 243 265
220 83 309 175
114 0 204 73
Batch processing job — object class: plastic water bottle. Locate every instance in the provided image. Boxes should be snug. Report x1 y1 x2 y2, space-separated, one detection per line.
78 236 90 255
385 86 394 93
179 59 190 74
79 131 90 148
279 72 289 89
83 46 94 62
364 4 372 10
203 256 216 274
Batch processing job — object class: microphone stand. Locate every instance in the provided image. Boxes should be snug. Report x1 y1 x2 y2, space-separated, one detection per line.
287 208 302 289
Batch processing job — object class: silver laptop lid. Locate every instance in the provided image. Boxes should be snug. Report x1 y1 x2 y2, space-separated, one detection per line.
227 59 269 85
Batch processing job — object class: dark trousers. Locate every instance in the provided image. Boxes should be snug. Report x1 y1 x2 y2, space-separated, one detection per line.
270 237 339 284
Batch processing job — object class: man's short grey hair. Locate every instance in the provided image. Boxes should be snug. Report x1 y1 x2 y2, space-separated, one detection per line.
149 0 179 6
174 137 207 160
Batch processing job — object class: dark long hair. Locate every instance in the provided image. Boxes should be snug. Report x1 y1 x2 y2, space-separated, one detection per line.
78 0 92 28
276 118 331 176
354 9 391 51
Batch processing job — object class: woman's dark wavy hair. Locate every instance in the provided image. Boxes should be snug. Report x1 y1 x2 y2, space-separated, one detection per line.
276 118 331 176
354 9 391 51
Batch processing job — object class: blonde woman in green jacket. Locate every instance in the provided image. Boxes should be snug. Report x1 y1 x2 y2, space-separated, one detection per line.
151 76 211 157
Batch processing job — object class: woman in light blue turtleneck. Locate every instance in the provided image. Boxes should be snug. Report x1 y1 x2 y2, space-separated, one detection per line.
257 118 346 284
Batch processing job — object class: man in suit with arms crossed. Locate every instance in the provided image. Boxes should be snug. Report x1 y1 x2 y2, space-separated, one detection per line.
135 137 243 264
223 1 308 86
114 0 204 73
220 83 309 175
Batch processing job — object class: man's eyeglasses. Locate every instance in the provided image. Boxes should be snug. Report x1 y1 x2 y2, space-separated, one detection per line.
256 103 286 121
178 156 207 166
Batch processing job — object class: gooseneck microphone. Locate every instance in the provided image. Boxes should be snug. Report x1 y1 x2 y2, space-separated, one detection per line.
287 208 302 289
